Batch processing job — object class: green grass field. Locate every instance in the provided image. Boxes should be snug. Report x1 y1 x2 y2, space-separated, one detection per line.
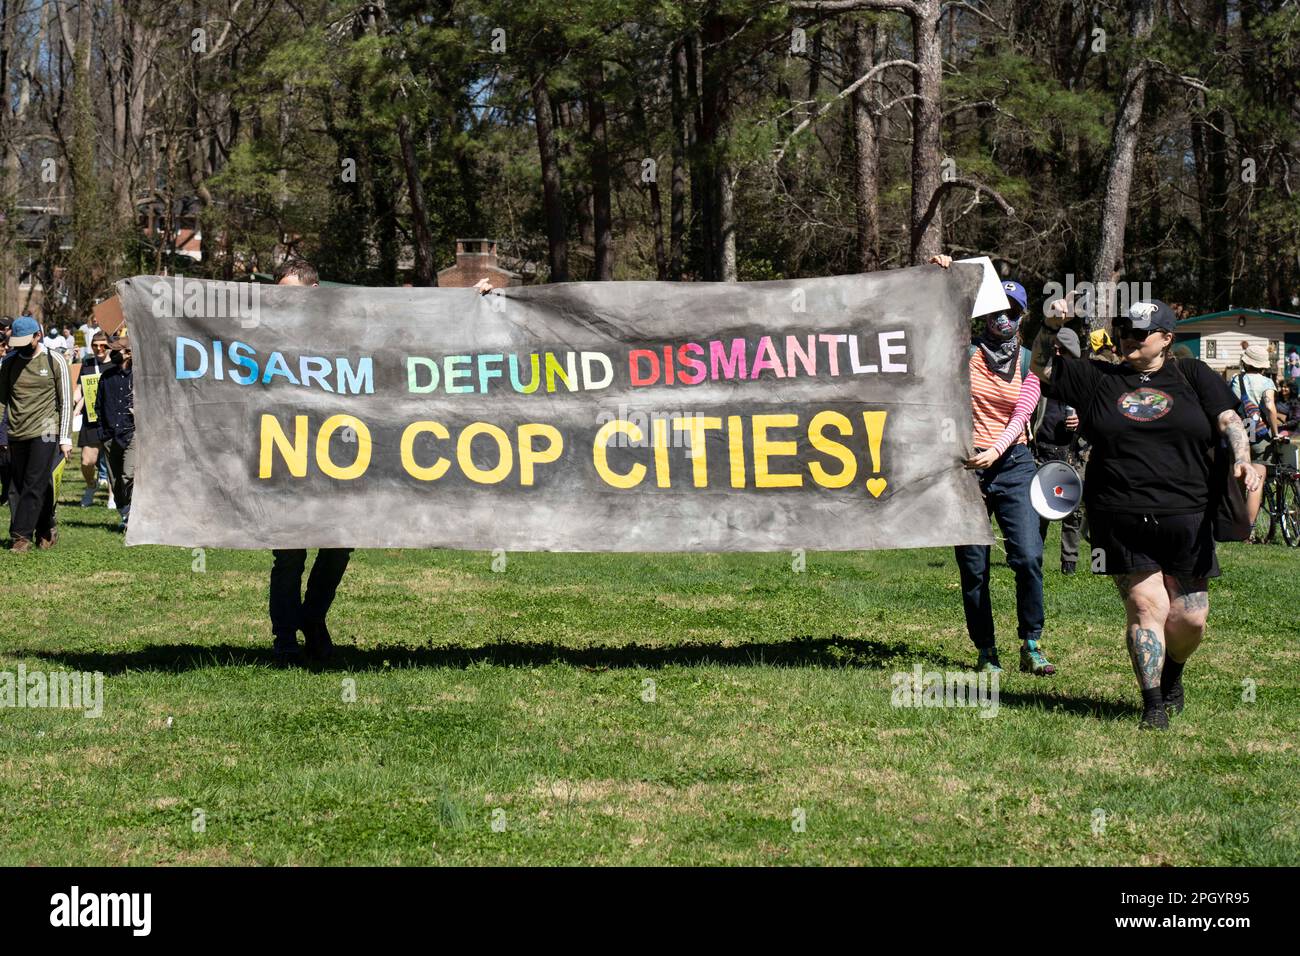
2 469 1297 866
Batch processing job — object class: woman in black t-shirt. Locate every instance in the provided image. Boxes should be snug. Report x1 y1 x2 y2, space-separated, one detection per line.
1030 299 1258 730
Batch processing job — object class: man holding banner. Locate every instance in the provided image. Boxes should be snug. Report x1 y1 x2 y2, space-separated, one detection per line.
267 260 352 666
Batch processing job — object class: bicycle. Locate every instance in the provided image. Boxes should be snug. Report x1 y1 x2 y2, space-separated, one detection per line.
1250 437 1300 547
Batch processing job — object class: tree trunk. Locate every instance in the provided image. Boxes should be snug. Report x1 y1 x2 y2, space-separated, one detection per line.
397 112 437 286
908 0 944 264
586 69 614 281
1090 0 1157 323
668 41 688 280
701 7 736 281
632 87 668 280
1204 0 1230 310
561 101 596 267
685 32 712 279
530 69 568 282
848 17 881 272
372 147 399 284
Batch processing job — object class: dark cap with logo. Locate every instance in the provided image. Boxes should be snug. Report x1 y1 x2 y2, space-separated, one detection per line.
1119 300 1177 334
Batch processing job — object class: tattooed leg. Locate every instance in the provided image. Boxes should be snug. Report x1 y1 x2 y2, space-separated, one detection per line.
1126 625 1165 690
1117 571 1169 691
1164 575 1209 664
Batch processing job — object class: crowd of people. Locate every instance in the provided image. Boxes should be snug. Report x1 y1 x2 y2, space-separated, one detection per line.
1 260 1294 731
0 313 134 552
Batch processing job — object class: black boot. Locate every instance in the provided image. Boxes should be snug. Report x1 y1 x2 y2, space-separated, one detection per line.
272 632 301 668
1161 658 1186 715
303 620 335 663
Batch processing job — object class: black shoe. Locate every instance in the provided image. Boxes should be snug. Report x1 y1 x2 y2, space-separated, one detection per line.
303 620 334 663
1162 677 1184 715
1061 562 1076 575
272 632 302 668
1139 706 1169 730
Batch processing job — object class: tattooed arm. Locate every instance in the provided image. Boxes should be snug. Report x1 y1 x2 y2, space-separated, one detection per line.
1218 408 1262 492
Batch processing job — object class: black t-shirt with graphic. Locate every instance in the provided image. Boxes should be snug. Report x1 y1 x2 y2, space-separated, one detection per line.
1047 354 1237 515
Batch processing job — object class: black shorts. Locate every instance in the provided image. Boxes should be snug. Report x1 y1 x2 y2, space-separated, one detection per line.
1087 510 1220 580
78 423 102 447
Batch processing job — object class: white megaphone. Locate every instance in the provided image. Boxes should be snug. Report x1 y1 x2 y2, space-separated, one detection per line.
1030 460 1083 521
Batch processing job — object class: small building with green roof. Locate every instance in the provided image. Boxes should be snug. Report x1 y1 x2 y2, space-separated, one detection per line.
1175 307 1300 378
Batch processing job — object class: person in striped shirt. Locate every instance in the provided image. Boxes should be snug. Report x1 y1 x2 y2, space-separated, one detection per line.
931 256 1054 676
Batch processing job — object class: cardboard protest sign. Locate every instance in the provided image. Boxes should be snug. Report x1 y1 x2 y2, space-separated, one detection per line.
80 372 101 423
115 266 994 551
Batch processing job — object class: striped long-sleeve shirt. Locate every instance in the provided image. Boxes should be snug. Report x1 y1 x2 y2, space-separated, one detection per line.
0 345 72 444
969 349 1040 457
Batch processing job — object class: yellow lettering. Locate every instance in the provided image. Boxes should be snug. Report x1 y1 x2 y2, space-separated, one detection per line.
593 420 646 488
316 415 371 480
457 421 513 484
259 414 308 478
808 411 856 488
400 421 450 481
517 423 563 486
673 416 723 487
752 413 802 488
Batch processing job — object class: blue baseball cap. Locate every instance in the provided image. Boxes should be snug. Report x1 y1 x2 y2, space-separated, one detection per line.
1002 281 1028 313
8 315 39 346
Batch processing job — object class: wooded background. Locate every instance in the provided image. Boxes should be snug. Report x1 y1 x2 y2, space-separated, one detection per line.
1 0 1297 324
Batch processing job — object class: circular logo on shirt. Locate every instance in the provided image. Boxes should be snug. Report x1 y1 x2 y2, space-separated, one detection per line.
1117 387 1173 421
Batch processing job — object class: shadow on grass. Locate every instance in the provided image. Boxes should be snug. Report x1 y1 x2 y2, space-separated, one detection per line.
992 688 1139 719
24 639 1137 715
26 635 974 674
48 517 123 532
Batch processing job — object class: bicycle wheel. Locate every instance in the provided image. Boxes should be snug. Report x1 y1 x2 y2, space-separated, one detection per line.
1280 478 1300 548
1253 480 1276 544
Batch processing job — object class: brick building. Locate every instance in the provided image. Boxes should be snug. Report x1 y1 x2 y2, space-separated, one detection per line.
436 239 522 288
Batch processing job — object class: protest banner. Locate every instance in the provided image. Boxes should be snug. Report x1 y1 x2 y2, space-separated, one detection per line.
115 265 994 551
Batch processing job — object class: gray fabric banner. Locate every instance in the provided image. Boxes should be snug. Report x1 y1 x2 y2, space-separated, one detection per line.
115 265 994 551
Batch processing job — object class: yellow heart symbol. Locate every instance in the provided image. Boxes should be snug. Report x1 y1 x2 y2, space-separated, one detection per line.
866 477 888 498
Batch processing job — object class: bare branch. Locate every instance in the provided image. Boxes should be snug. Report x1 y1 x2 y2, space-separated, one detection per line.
940 1 1002 29
789 0 919 17
774 59 918 162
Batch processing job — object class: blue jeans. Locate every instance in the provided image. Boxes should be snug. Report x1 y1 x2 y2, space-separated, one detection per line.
953 443 1044 650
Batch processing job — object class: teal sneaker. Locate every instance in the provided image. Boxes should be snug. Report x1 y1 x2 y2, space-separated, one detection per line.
1020 639 1056 676
976 647 1002 674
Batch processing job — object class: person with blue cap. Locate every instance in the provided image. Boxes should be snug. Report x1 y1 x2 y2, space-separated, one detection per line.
0 315 73 551
931 257 1056 678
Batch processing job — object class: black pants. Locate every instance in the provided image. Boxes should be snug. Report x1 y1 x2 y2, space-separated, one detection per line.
7 437 59 543
269 549 353 637
0 446 10 505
